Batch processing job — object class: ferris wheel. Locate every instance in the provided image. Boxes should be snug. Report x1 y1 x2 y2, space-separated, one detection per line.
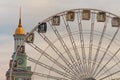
11 8 120 80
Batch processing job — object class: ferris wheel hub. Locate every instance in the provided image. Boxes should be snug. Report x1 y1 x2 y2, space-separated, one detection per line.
82 77 96 80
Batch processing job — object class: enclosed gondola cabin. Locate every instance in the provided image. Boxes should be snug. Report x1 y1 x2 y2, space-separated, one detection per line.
9 60 18 69
38 22 47 33
112 17 120 27
82 9 91 20
97 12 106 22
26 33 34 43
52 16 60 26
66 11 75 21
17 45 25 54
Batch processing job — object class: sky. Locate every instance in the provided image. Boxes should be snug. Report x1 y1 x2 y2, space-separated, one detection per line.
1 0 120 80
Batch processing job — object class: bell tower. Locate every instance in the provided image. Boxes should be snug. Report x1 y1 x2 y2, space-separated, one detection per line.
6 8 32 80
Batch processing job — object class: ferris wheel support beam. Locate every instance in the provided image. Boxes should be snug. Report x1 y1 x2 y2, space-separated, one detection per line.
88 12 95 77
62 15 85 75
91 17 108 76
94 48 120 77
92 27 120 77
48 21 81 75
77 12 87 77
37 33 81 79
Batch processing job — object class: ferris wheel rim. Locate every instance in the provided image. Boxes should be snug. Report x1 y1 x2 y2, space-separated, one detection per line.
10 8 120 80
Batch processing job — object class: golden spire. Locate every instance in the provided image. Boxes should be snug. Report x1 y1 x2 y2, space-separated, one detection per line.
18 7 22 27
15 7 25 35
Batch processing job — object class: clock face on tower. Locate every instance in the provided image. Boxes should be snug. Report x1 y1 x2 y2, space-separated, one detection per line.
17 58 23 65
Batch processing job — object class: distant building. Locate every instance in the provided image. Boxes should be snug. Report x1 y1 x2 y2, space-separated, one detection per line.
6 8 32 80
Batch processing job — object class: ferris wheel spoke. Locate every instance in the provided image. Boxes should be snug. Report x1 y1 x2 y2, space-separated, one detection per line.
62 15 84 74
91 17 109 76
94 48 120 77
48 21 81 74
77 12 87 76
92 27 120 77
36 32 81 79
27 43 79 79
33 72 69 80
96 56 120 79
87 12 95 77
99 69 120 80
27 56 73 79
